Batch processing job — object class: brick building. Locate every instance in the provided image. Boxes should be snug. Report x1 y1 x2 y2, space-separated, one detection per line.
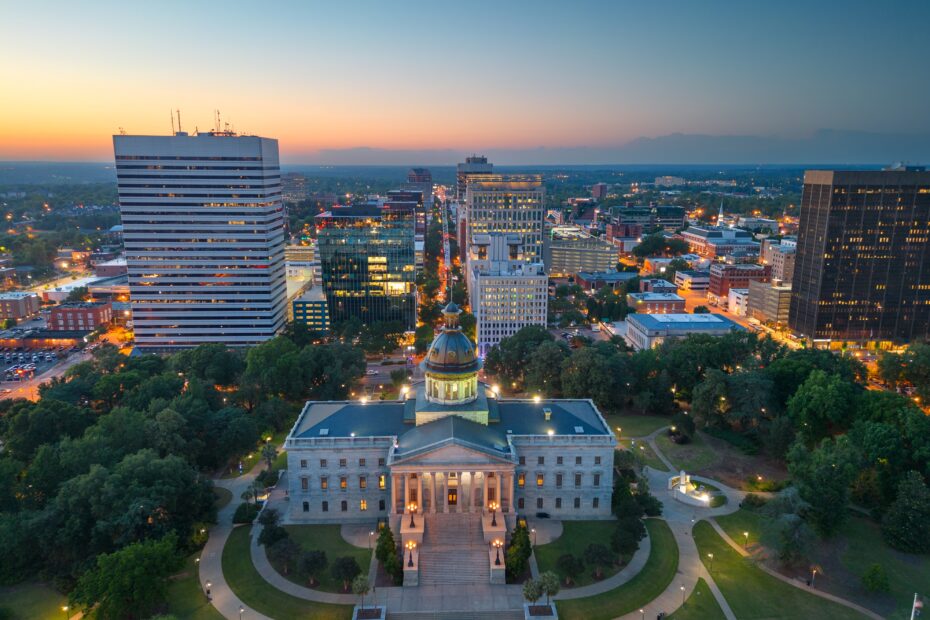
708 264 771 303
49 302 112 332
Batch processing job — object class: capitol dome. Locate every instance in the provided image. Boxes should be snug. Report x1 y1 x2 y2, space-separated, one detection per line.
421 303 481 405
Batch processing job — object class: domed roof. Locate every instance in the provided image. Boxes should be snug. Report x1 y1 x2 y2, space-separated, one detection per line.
424 329 480 373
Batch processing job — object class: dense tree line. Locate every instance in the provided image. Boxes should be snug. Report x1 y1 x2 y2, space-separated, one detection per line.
0 333 365 612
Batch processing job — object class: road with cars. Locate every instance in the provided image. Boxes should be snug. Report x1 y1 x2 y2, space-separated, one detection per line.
0 346 92 401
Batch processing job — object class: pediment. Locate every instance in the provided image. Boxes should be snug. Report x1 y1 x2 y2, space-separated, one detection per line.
392 439 513 466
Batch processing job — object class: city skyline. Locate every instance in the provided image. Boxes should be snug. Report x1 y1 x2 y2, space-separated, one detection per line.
2 0 929 164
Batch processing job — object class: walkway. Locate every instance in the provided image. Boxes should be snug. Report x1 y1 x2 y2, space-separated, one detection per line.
200 453 275 620
708 519 883 620
553 526 651 600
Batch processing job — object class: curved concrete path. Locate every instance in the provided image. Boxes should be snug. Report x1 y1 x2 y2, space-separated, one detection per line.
708 519 882 620
553 527 651 600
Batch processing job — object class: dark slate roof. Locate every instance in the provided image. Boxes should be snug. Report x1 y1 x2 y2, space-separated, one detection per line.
394 415 511 460
497 401 608 436
295 402 407 439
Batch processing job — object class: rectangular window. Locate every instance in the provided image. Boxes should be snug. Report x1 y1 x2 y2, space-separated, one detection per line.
339 458 347 468
320 459 328 468
359 458 366 467
575 473 582 487
360 499 368 511
519 456 526 465
574 497 580 509
556 474 563 488
517 472 525 488
379 499 385 511
536 497 543 509
595 456 602 465
556 497 562 509
518 497 525 510
537 474 544 487
359 476 367 489
378 458 386 467
537 456 545 465
300 459 308 469
575 456 582 465
340 477 347 490
557 456 563 465
322 501 329 512
593 474 601 487
378 474 386 490
593 497 600 509
320 477 328 490
341 500 347 512
301 477 309 491
302 501 309 512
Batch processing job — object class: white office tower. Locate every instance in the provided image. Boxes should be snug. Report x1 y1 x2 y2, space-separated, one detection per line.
113 131 287 349
467 233 547 357
464 174 545 262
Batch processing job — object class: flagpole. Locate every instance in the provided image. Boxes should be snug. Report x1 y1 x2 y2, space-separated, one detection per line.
912 593 919 620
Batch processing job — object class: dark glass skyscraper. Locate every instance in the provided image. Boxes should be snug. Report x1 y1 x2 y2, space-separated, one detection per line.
316 203 416 329
789 168 930 347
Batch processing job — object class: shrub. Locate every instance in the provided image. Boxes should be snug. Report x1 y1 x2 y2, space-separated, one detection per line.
258 524 288 547
703 426 760 454
741 493 769 510
383 551 403 585
861 563 890 593
506 523 532 582
330 556 361 592
256 469 279 488
555 554 584 585
671 411 695 440
300 550 327 586
233 502 259 524
611 516 645 556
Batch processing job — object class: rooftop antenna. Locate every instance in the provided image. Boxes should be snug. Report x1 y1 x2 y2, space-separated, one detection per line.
176 109 182 133
170 109 176 134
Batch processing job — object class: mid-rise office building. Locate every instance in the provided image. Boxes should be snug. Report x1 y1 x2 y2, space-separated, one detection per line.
639 279 678 294
748 280 791 325
467 234 547 357
113 131 287 349
292 286 330 335
680 225 759 257
768 244 796 282
0 292 40 320
575 270 638 293
674 270 710 291
625 313 743 350
543 226 616 276
405 168 433 208
789 168 930 347
456 155 493 200
49 301 112 332
387 189 426 235
591 183 608 200
626 292 686 314
465 174 545 262
316 203 416 329
727 288 750 316
708 263 771 303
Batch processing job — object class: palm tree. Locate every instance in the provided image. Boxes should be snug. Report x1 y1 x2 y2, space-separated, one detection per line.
261 443 278 470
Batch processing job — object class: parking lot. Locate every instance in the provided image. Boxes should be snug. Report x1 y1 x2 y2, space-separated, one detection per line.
0 346 86 399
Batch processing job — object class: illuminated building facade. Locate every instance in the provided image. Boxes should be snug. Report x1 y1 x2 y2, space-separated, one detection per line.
464 174 545 262
789 168 930 347
316 203 416 329
456 155 493 200
113 132 287 349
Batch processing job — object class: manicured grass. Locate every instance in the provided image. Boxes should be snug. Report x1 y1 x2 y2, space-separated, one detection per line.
0 583 67 620
222 526 352 620
279 525 371 593
655 431 719 472
213 486 233 510
556 519 678 620
165 554 224 620
604 412 671 438
714 509 763 550
692 520 867 619
839 516 930 620
222 431 289 479
667 578 726 620
536 521 622 587
619 438 667 471
272 449 288 471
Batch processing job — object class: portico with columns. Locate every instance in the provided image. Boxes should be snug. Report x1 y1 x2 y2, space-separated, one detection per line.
390 467 515 515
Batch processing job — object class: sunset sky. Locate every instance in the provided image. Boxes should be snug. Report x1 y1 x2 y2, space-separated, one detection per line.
1 0 928 163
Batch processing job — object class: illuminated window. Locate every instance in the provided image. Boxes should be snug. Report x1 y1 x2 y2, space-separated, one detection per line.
518 473 525 488
360 500 368 511
320 477 328 490
537 474 544 487
340 477 347 490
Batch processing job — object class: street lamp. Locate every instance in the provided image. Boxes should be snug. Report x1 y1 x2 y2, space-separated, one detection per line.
489 501 498 527
680 584 686 605
62 606 69 620
743 531 750 548
707 553 714 571
810 568 817 588
239 606 244 620
408 502 417 528
406 541 416 567
205 580 212 600
493 539 503 565
640 609 644 620
369 530 375 551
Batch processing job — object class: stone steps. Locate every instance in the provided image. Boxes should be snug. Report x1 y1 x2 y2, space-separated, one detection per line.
420 513 490 585
387 612 523 620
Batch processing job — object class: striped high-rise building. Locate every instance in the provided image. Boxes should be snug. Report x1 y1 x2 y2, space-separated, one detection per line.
113 131 287 349
464 174 545 262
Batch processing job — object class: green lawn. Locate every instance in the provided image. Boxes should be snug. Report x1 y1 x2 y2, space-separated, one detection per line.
603 412 671 438
213 486 233 510
0 583 68 620
272 449 288 471
222 526 353 620
619 438 667 471
692 520 867 619
222 430 290 479
556 519 678 620
714 509 763 550
839 516 930 620
655 432 719 472
535 521 622 587
667 578 726 620
165 554 224 620
278 525 371 593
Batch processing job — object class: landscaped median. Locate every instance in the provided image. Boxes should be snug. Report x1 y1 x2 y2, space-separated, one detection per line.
555 519 678 620
692 520 868 619
666 577 725 620
223 526 353 620
535 521 624 587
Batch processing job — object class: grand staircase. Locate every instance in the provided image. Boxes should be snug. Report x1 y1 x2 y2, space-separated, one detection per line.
418 513 490 585
387 612 524 620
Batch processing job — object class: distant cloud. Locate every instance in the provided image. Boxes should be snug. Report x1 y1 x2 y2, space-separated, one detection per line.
285 129 930 166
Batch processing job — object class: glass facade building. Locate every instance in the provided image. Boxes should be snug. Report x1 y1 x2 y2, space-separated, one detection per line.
789 168 930 347
316 203 416 329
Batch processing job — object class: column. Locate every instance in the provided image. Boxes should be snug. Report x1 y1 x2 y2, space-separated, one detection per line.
495 471 502 507
390 474 397 515
507 472 515 513
430 473 436 513
416 474 423 512
466 472 474 513
440 473 447 513
477 472 485 511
